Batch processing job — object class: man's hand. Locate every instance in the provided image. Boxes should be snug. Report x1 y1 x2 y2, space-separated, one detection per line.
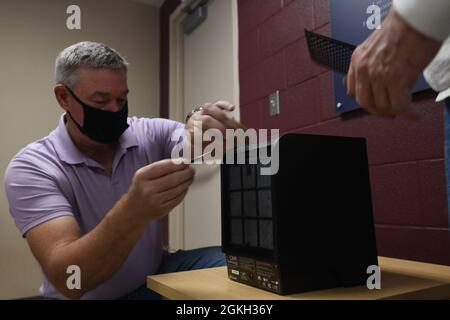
186 101 247 134
125 159 195 220
185 101 247 157
347 9 441 119
25 159 194 299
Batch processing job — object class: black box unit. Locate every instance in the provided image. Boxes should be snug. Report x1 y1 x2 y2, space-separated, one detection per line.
221 133 378 295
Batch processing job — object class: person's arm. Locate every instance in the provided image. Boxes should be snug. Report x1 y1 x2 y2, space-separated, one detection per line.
26 199 149 299
9 159 194 299
393 0 450 42
346 8 442 118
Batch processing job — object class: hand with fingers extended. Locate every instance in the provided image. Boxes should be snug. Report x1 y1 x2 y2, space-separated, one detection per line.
346 9 441 120
125 159 195 221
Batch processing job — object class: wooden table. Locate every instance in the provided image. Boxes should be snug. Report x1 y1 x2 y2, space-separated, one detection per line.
147 257 450 300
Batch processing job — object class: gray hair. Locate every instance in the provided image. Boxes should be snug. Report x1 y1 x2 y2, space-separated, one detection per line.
55 41 129 88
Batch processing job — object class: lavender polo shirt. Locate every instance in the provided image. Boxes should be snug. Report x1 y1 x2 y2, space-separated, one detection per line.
4 114 184 299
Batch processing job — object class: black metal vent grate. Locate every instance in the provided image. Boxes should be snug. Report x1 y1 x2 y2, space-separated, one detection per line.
305 29 356 74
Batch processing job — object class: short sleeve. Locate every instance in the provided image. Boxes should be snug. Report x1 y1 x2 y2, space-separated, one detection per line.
4 156 74 237
130 117 186 161
157 119 187 159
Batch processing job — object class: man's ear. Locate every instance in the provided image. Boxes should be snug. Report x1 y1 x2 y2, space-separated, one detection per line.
54 85 70 111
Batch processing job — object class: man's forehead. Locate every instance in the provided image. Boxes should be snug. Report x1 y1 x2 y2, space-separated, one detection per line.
76 66 126 78
74 67 128 95
89 89 129 97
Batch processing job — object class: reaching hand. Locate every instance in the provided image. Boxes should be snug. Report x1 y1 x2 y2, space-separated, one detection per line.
346 9 441 119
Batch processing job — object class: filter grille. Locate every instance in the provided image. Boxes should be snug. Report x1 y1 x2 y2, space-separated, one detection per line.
305 29 356 74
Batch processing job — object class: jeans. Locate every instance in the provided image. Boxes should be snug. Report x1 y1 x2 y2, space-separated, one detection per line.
121 246 226 300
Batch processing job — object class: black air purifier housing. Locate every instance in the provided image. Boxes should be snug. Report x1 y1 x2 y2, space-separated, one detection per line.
221 133 378 295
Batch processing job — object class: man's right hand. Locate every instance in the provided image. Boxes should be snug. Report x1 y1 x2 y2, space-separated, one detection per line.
24 159 194 299
125 159 195 221
346 9 441 119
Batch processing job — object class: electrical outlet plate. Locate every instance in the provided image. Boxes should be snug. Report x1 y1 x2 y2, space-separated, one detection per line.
269 91 280 117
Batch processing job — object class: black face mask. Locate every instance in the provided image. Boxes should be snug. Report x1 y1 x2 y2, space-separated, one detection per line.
66 87 129 144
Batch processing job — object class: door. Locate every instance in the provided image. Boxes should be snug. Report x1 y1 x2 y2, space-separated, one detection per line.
169 0 240 250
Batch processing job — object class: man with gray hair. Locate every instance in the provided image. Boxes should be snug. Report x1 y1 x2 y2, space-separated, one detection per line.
4 41 242 299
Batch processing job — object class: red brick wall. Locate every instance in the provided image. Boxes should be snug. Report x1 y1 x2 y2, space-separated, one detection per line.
238 0 450 265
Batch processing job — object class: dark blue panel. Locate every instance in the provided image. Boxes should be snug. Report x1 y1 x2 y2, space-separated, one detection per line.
331 0 429 113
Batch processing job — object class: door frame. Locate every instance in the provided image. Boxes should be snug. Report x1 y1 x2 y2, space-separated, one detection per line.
168 3 187 251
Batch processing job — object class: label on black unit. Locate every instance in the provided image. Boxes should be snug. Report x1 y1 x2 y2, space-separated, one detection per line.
226 255 281 294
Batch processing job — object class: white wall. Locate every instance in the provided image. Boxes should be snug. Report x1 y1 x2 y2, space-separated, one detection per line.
0 0 160 299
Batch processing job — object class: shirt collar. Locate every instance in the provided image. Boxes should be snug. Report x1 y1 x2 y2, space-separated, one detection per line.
51 114 139 165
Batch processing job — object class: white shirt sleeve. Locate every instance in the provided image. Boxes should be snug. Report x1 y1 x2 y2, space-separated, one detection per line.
393 0 450 42
424 37 450 100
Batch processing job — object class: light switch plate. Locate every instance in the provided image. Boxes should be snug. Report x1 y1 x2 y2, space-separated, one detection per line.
269 91 280 117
